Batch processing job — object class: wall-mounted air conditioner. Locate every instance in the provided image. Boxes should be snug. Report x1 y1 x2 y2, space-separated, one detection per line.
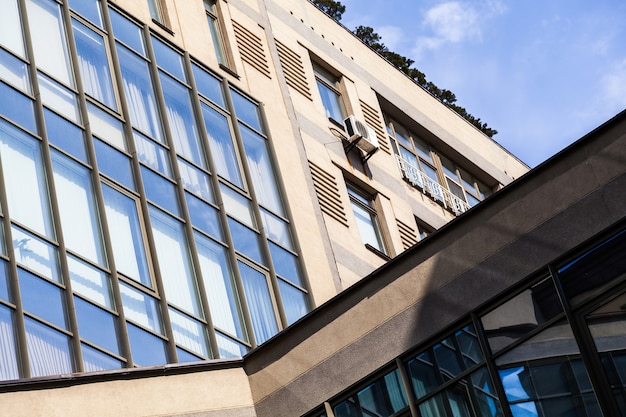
343 115 379 160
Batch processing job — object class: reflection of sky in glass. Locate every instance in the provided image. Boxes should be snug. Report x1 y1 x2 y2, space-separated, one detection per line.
500 367 531 401
509 402 539 417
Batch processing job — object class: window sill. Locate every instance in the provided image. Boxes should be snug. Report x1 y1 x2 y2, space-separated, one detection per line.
219 63 240 79
365 244 391 261
151 19 174 35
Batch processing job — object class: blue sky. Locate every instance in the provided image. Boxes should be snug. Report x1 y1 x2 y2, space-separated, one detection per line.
338 0 626 167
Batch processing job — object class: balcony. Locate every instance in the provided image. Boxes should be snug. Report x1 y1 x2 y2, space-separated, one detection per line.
396 155 470 216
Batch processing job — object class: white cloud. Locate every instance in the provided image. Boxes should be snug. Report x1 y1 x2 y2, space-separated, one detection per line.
412 0 506 61
601 58 626 110
377 25 404 51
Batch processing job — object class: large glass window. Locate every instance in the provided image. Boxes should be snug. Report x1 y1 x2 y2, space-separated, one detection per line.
201 104 243 187
25 317 72 377
313 64 346 124
347 184 386 254
0 305 19 381
0 0 26 57
238 261 278 345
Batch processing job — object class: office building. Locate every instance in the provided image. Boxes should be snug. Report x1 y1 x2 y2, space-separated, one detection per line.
3 1 622 417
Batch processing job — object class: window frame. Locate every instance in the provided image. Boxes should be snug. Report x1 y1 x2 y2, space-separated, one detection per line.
346 183 387 255
147 0 170 28
313 63 347 125
203 0 231 68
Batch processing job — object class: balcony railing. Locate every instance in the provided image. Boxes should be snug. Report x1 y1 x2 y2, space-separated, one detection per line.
396 155 470 216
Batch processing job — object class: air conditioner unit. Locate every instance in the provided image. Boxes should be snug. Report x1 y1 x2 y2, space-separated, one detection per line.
343 115 379 154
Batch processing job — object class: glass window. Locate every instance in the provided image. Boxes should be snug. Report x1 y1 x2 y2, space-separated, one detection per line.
67 254 112 309
126 322 167 366
94 138 135 190
0 0 26 57
160 72 204 167
204 0 227 66
0 81 36 132
19 268 66 329
0 305 19 381
44 109 86 161
25 0 74 86
147 0 168 26
11 225 60 282
68 0 102 27
87 102 126 151
192 64 224 107
151 36 185 81
215 331 247 358
135 130 171 177
178 158 213 202
101 184 151 287
357 369 408 416
238 261 278 344
0 260 9 302
186 192 222 240
221 184 255 227
231 90 262 132
313 64 346 123
109 8 145 55
168 307 209 358
228 218 263 265
347 184 385 254
278 280 308 326
141 166 180 216
25 317 72 377
82 344 122 372
407 351 440 399
38 72 80 122
0 48 30 92
269 242 302 286
195 232 245 340
149 207 201 316
73 19 116 110
117 45 163 142
51 151 105 265
201 103 242 187
74 296 119 354
119 282 162 333
260 209 293 250
0 122 53 237
240 125 284 215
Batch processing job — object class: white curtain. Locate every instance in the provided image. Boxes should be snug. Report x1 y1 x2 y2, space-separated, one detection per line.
238 262 278 344
0 307 19 380
25 318 72 377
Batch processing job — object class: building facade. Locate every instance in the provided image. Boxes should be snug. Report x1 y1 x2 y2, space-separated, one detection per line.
6 0 622 416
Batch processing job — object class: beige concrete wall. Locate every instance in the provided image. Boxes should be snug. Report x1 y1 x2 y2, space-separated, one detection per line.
0 367 255 417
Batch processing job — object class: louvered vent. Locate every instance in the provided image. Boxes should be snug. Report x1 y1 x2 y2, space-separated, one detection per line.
309 161 348 227
397 218 418 250
275 39 311 100
232 20 271 78
360 100 391 154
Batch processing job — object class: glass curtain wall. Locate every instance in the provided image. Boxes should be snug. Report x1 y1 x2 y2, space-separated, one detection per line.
0 0 310 380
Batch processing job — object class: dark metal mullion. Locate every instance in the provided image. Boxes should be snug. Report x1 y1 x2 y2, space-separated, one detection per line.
138 25 177 364
223 85 287 334
471 314 514 417
549 265 621 417
395 358 420 417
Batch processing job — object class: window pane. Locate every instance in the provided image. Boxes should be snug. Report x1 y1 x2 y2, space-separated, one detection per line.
0 48 30 92
201 104 242 187
151 36 185 81
407 352 439 399
240 125 283 215
94 138 135 190
186 192 222 240
126 322 167 367
0 305 19 380
82 344 122 372
260 209 292 250
204 0 226 66
67 254 112 308
117 45 163 141
0 0 26 57
195 232 245 339
160 72 204 167
221 184 254 227
177 347 202 363
141 166 180 216
68 0 102 27
87 102 125 150
238 261 278 344
51 151 105 265
278 280 308 325
0 260 9 302
169 307 209 358
192 64 224 107
315 78 345 123
228 218 263 265
19 268 66 329
38 72 80 122
270 242 302 286
0 81 36 132
73 19 116 110
231 90 261 131
149 207 201 316
135 130 171 177
74 296 119 354
356 369 408 416
119 282 162 333
109 9 145 55
101 184 151 286
179 158 213 202
44 109 86 161
25 317 72 377
215 331 247 358
25 0 73 86
350 197 384 252
12 225 60 282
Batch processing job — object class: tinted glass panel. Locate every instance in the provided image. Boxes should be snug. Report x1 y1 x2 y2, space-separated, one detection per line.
169 307 209 358
0 49 29 92
0 261 9 301
186 192 222 240
87 102 125 150
19 268 66 329
12 225 60 282
407 352 439 399
151 36 185 81
228 218 263 265
179 158 213 202
0 81 36 132
278 280 308 326
44 109 86 161
135 130 171 177
260 208 292 250
126 322 167 366
119 282 162 334
68 0 102 27
67 254 112 308
356 369 408 416
215 331 247 358
0 305 19 380
192 64 224 107
0 0 25 57
270 242 302 286
238 262 278 344
94 138 135 190
74 296 119 354
110 9 145 55
231 89 261 131
38 72 80 122
141 166 180 216
82 344 123 372
201 104 242 187
25 317 72 377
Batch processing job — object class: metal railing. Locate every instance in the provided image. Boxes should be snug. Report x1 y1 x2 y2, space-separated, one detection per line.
396 155 470 216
